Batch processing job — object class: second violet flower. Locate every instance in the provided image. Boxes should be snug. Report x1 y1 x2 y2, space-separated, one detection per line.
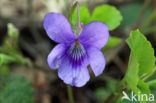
43 13 109 87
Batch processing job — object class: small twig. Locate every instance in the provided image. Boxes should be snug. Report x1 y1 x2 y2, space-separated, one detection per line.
132 0 151 29
139 9 156 31
143 25 156 34
113 56 126 74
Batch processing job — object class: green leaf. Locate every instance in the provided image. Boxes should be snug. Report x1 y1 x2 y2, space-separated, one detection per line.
136 79 150 102
102 36 122 51
121 30 153 102
126 30 155 75
91 5 123 30
123 53 140 93
72 5 90 25
0 54 16 66
138 79 150 95
147 78 156 89
0 74 34 103
0 53 29 66
148 79 156 86
7 23 19 40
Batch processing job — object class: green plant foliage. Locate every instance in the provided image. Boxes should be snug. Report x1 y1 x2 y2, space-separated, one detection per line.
0 65 9 75
95 88 108 102
126 30 155 75
72 5 90 25
0 23 29 68
121 30 155 102
0 74 34 103
123 53 140 93
137 79 150 95
7 23 19 40
72 4 122 30
91 5 123 30
102 36 122 51
146 66 156 89
122 54 150 102
95 81 115 102
147 79 156 89
0 54 16 66
119 3 151 31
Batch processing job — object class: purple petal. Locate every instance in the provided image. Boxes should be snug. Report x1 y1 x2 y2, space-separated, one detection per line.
78 21 109 49
87 47 106 76
43 13 75 43
58 58 73 85
47 44 65 69
58 57 90 87
73 66 90 87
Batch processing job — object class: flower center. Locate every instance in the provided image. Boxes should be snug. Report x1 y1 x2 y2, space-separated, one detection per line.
67 40 86 67
75 40 79 45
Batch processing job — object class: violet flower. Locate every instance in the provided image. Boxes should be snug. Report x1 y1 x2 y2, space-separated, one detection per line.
43 13 109 87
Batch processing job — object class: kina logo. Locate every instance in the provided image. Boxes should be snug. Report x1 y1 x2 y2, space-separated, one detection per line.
122 91 154 102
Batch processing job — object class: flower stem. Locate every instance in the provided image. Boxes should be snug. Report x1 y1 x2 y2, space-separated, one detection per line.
132 0 151 29
68 1 81 37
75 1 81 37
67 85 75 103
68 1 77 24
